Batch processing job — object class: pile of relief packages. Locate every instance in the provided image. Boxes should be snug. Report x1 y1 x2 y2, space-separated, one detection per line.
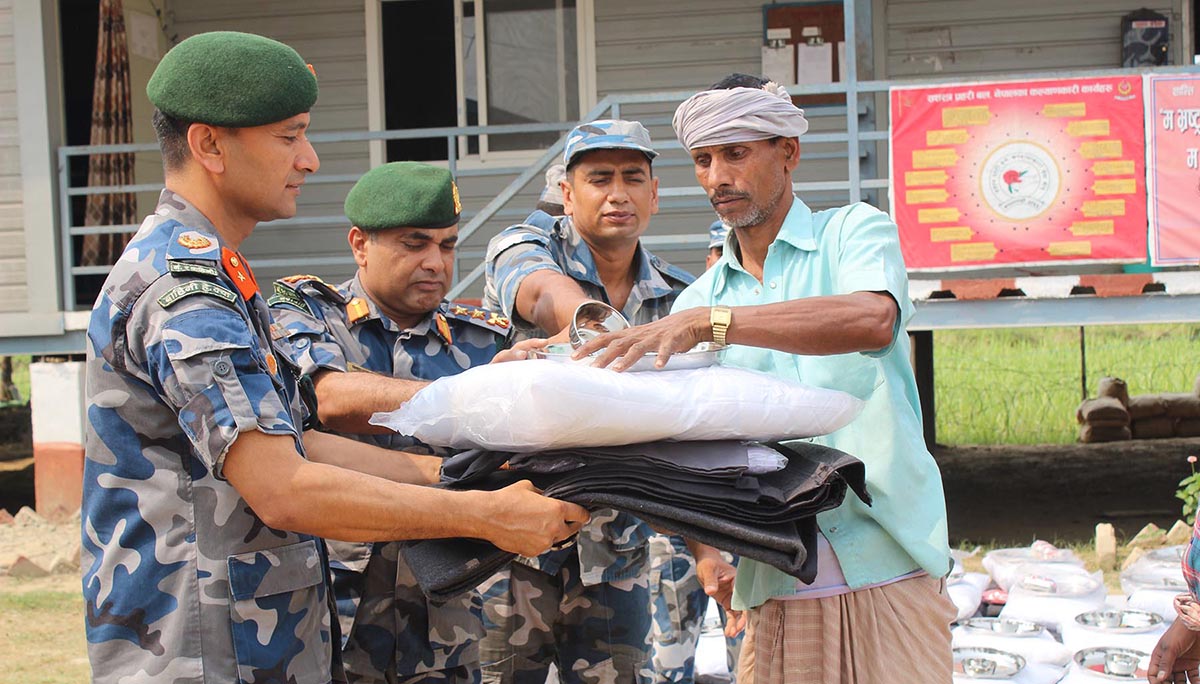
370 357 870 599
370 353 1185 682
947 539 1187 683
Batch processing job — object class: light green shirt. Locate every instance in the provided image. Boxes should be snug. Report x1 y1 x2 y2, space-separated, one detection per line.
672 198 951 610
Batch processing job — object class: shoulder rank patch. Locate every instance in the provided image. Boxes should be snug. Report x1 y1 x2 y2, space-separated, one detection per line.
267 281 313 316
346 297 371 324
157 281 238 308
177 231 212 249
435 312 454 345
446 304 510 332
167 260 221 278
280 273 327 286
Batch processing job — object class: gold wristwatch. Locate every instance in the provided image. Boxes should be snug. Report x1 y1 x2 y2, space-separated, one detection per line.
710 306 732 346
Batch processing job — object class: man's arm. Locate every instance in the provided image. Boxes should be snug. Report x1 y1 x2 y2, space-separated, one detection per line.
301 429 440 483
311 368 427 434
513 269 593 338
224 429 589 556
576 291 897 371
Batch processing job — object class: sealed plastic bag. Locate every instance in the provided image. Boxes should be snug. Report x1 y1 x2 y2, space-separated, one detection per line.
370 361 864 451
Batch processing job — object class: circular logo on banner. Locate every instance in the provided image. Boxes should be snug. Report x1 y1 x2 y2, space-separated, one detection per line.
979 141 1061 221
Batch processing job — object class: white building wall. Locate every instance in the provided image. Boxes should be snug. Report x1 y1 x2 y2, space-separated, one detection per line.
0 0 26 313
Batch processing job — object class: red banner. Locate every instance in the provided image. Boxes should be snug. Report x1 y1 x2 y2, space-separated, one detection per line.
890 76 1147 270
1145 74 1200 266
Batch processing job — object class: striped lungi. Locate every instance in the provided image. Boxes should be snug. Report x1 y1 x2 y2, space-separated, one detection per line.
736 574 955 684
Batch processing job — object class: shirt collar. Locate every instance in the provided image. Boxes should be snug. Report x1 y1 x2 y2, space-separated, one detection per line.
155 189 223 244
345 274 435 337
714 196 815 295
559 216 674 299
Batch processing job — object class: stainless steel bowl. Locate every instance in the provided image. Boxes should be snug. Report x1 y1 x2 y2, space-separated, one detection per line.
953 647 1025 679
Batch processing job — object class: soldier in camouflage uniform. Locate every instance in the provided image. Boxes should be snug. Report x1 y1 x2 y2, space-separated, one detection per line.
269 163 512 684
82 32 588 684
480 120 701 684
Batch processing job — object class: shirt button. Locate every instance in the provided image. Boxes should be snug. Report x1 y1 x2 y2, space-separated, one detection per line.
753 288 761 295
829 526 838 533
213 360 232 376
769 281 777 289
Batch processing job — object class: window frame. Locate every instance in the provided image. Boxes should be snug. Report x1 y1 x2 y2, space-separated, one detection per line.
367 0 597 169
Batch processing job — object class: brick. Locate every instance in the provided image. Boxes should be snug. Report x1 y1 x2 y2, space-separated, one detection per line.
7 555 49 578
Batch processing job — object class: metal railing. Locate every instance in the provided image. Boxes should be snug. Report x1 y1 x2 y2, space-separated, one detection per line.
55 85 882 308
55 64 1200 309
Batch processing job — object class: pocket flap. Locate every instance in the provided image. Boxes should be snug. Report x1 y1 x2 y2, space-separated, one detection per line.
228 539 324 601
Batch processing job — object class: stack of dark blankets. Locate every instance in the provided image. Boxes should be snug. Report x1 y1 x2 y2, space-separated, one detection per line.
402 440 870 601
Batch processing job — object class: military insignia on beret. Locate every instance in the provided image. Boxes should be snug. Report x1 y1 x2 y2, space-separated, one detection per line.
266 353 279 376
346 297 371 323
486 312 510 329
451 182 462 215
177 231 213 250
306 63 317 79
435 313 454 345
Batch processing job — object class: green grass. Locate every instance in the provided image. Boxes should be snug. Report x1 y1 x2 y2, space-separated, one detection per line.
935 324 1200 445
0 584 89 684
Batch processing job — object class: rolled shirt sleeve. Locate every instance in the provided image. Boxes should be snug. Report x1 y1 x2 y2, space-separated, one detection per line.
832 204 913 358
484 225 564 318
139 287 300 479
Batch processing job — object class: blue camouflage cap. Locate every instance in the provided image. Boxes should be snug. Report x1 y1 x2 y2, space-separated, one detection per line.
563 119 658 167
708 219 729 250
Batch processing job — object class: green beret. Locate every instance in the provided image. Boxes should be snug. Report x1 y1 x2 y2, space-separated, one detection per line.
147 31 318 127
345 163 462 231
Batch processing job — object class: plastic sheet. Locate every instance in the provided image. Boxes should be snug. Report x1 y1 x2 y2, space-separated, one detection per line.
983 542 1084 591
999 566 1107 633
371 361 865 451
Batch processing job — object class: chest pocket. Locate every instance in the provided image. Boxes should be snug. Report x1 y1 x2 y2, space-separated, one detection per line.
227 539 331 684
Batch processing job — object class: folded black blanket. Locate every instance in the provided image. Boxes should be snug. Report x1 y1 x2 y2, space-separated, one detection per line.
402 440 869 601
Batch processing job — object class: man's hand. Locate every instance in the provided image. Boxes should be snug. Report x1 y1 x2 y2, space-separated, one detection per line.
572 308 710 371
478 480 590 557
724 610 747 639
491 338 548 364
1150 619 1200 683
695 549 738 610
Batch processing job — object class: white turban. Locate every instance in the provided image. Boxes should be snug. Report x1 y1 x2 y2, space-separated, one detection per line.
672 82 809 150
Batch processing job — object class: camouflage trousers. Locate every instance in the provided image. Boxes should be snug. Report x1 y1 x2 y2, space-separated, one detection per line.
478 550 653 684
335 540 483 684
648 535 743 684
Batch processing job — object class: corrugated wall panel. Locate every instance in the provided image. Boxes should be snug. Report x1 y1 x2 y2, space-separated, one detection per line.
170 0 369 284
884 0 1185 78
0 0 23 313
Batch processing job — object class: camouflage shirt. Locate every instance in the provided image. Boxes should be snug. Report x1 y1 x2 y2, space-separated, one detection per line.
270 274 510 679
82 190 336 684
483 210 695 584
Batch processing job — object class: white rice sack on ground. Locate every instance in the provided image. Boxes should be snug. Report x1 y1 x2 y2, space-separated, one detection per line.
983 543 1084 591
999 566 1107 633
947 572 990 621
370 361 865 451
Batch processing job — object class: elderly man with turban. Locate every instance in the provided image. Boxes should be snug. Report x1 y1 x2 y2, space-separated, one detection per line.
575 73 956 684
